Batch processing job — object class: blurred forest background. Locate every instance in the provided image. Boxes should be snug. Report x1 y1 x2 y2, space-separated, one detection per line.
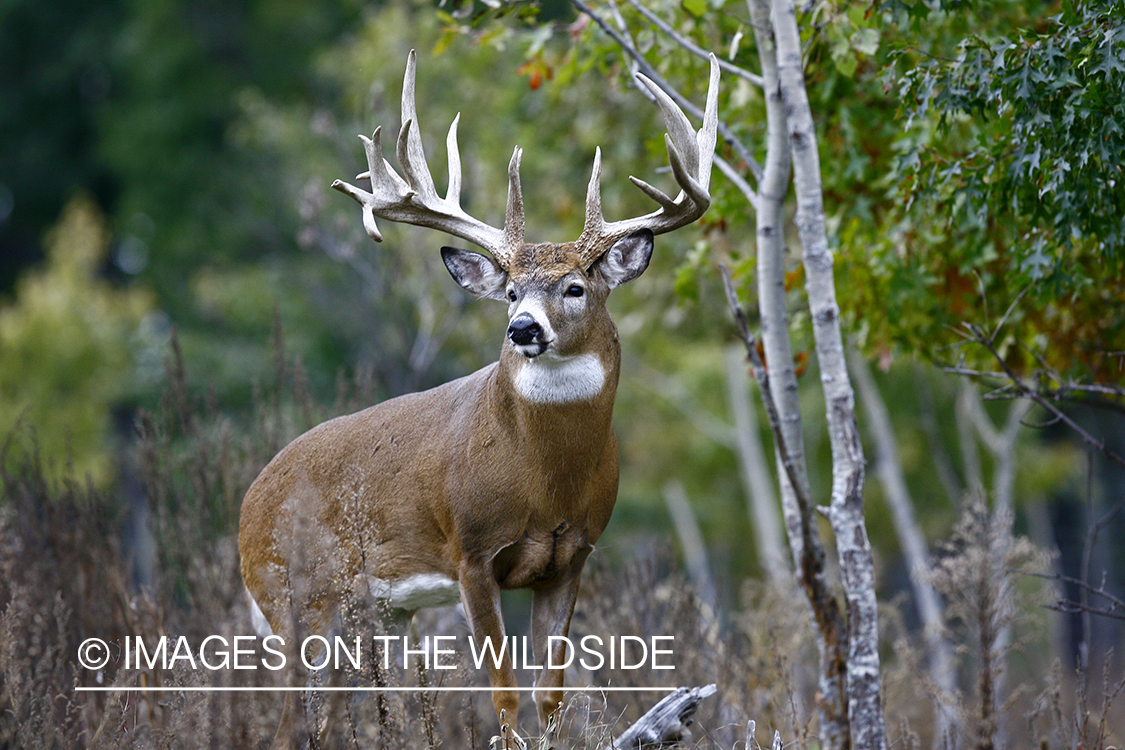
1 0 1123 747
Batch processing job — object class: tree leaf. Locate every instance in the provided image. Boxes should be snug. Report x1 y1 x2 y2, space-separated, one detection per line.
851 28 880 56
682 0 707 18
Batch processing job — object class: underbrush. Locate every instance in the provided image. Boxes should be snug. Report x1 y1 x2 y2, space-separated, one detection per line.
0 341 1120 748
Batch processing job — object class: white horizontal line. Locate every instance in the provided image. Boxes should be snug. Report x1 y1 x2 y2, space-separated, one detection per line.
75 686 677 693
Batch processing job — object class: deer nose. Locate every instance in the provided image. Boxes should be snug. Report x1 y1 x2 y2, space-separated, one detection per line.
507 314 543 346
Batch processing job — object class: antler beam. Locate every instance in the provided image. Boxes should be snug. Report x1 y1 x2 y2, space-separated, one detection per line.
333 50 719 272
331 50 524 268
575 53 720 267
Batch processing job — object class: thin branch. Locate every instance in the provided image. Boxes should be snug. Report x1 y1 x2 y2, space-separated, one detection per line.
715 152 760 212
948 324 1125 469
991 284 1032 343
719 265 817 545
944 364 1125 413
941 366 1011 379
1058 381 1125 398
622 0 765 87
1022 570 1125 622
571 0 764 183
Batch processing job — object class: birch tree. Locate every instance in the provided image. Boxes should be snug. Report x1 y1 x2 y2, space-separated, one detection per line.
849 349 958 745
507 1 892 746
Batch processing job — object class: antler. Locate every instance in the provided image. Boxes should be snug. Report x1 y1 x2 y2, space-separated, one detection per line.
334 51 718 270
331 50 526 268
575 53 720 267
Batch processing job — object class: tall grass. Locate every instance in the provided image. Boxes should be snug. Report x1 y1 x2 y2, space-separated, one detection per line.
0 337 1120 748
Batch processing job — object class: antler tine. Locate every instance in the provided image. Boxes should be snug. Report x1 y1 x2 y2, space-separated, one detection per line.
576 54 720 267
331 50 519 266
397 50 437 199
696 55 720 195
503 148 525 261
446 113 463 204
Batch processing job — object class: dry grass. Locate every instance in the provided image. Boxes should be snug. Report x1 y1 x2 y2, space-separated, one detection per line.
0 339 1121 748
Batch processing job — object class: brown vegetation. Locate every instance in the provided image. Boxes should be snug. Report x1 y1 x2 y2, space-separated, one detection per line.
0 340 1120 748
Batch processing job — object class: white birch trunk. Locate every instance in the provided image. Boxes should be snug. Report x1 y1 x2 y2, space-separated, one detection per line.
746 1 851 746
723 346 790 584
849 349 959 748
770 0 887 745
745 0 805 565
663 481 719 610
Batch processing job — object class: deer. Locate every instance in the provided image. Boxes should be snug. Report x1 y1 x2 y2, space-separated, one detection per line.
238 50 718 748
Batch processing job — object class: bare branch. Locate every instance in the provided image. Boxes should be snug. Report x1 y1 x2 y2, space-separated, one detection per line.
714 153 760 212
719 266 818 559
950 324 1125 469
571 0 763 184
1022 569 1125 622
622 0 765 88
944 364 1125 413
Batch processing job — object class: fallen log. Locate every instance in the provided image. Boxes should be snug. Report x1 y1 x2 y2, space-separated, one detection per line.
611 684 718 749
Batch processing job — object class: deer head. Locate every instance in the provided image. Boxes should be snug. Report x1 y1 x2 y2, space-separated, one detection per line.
331 50 718 363
241 50 719 749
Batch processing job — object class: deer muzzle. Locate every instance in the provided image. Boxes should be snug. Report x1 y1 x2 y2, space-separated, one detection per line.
508 313 548 357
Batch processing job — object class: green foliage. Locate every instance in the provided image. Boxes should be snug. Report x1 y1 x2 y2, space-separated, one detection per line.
0 197 153 486
872 0 1125 382
894 0 1125 279
825 4 883 78
95 0 362 309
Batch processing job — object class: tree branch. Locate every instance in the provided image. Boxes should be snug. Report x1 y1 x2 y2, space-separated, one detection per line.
719 266 818 556
947 324 1125 470
622 0 765 88
571 0 763 184
1022 570 1125 622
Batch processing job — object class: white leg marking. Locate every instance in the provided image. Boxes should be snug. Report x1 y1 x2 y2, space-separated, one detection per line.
368 573 461 611
246 588 274 638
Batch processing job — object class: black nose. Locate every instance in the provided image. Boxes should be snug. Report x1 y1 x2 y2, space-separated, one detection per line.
507 314 543 346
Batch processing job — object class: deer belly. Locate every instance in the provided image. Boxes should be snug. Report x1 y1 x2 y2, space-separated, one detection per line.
368 573 460 611
493 522 590 589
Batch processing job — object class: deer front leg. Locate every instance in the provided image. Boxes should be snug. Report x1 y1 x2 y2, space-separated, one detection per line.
530 548 590 731
459 560 521 738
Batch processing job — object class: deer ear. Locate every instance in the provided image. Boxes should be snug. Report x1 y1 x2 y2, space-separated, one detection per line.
596 229 654 288
441 247 509 301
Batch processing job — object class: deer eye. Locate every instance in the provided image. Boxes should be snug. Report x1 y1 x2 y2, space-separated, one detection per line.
507 289 518 302
565 284 585 298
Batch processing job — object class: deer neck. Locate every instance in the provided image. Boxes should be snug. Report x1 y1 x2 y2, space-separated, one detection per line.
491 339 620 449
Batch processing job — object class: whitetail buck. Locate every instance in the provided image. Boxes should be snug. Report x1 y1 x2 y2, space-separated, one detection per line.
239 50 718 747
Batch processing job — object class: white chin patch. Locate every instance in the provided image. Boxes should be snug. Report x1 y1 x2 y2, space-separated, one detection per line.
515 342 548 358
514 352 606 404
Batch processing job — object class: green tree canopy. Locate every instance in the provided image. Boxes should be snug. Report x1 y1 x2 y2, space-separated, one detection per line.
0 196 153 486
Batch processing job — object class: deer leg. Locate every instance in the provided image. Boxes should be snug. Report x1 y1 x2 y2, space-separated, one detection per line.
270 692 305 750
530 548 590 731
459 561 520 736
269 635 312 750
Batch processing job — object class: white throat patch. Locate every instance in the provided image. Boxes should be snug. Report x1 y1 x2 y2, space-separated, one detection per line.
514 353 606 404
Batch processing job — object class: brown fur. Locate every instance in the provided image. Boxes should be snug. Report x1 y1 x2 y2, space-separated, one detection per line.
238 241 629 747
